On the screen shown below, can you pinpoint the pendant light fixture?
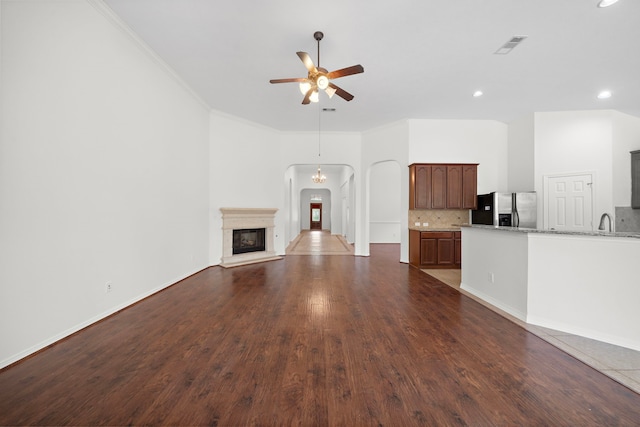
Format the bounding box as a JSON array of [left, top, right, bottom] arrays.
[[311, 166, 326, 183], [311, 104, 326, 183]]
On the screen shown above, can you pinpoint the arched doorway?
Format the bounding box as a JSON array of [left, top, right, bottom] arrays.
[[283, 164, 355, 248]]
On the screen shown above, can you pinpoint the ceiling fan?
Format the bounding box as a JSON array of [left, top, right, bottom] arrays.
[[269, 31, 364, 105]]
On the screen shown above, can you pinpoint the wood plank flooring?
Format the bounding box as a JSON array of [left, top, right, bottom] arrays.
[[424, 268, 640, 394], [1, 244, 640, 425]]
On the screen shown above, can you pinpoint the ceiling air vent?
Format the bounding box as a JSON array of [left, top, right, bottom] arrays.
[[494, 35, 528, 55]]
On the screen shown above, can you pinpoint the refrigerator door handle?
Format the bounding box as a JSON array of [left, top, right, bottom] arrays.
[[512, 193, 519, 227]]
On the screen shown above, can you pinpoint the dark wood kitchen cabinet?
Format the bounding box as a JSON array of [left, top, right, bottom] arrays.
[[461, 165, 478, 209], [409, 229, 460, 269], [447, 165, 463, 209], [411, 164, 432, 209], [409, 163, 478, 210], [431, 165, 448, 209]]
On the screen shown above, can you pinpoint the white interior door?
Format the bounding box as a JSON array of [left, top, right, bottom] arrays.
[[545, 174, 593, 231]]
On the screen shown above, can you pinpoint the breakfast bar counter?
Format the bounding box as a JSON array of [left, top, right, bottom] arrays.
[[461, 225, 640, 352]]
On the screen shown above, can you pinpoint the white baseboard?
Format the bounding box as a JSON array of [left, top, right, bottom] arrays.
[[0, 267, 207, 370]]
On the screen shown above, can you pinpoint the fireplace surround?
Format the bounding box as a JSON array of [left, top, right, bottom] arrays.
[[220, 208, 281, 268]]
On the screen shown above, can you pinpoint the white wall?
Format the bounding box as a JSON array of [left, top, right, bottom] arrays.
[[341, 172, 356, 244], [528, 233, 640, 351], [362, 121, 409, 259], [612, 111, 640, 206], [507, 114, 536, 192], [208, 111, 281, 264], [408, 119, 508, 195], [461, 228, 529, 321], [0, 1, 210, 368], [279, 131, 364, 253], [534, 110, 614, 229], [209, 118, 363, 259], [369, 161, 401, 243]]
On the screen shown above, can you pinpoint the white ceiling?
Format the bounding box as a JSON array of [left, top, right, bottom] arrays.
[[102, 0, 640, 133]]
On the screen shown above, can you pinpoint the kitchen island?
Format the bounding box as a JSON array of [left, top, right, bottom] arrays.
[[461, 225, 640, 352]]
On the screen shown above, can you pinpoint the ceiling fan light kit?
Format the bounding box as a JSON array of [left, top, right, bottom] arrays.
[[270, 31, 364, 104], [317, 75, 329, 90]]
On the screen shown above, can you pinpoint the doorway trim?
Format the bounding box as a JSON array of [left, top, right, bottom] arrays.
[[310, 202, 322, 230]]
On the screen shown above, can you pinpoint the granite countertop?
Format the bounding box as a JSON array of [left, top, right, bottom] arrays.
[[409, 225, 466, 232], [463, 224, 640, 239]]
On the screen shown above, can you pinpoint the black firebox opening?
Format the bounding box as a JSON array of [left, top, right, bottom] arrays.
[[232, 228, 266, 255]]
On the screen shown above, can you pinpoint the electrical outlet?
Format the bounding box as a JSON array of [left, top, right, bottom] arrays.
[[414, 222, 420, 226], [488, 273, 495, 283], [422, 222, 429, 227], [105, 281, 112, 293]]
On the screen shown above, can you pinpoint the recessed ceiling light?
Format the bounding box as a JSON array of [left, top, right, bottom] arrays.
[[473, 90, 483, 98], [597, 90, 612, 99], [598, 0, 619, 7]]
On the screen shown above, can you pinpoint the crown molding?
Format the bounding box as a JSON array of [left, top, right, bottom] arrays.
[[86, 0, 211, 110]]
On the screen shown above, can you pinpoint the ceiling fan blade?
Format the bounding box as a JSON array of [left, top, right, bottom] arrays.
[[269, 77, 307, 84], [302, 87, 316, 105], [327, 64, 364, 80], [328, 83, 354, 101], [297, 51, 317, 73]]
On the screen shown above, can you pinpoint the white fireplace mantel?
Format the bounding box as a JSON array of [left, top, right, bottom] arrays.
[[219, 207, 282, 268]]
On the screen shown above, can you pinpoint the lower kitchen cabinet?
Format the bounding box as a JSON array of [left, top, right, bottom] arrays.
[[409, 229, 461, 269]]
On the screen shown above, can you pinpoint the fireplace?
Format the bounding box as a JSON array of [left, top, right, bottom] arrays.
[[219, 208, 282, 268], [233, 228, 266, 254]]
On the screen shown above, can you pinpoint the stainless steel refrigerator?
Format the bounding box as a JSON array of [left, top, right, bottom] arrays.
[[471, 192, 537, 228]]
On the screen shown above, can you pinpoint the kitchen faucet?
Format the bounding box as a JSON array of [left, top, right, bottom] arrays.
[[598, 213, 612, 232]]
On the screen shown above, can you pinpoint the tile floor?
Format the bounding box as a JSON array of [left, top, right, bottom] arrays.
[[423, 269, 640, 395]]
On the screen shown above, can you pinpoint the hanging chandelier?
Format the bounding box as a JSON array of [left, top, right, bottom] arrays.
[[312, 166, 326, 183]]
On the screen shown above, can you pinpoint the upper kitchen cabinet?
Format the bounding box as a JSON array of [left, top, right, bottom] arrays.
[[461, 164, 478, 209], [431, 165, 448, 209], [409, 163, 478, 210], [411, 164, 432, 209]]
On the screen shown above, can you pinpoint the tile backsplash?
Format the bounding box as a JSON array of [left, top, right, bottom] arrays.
[[409, 209, 470, 228], [615, 206, 640, 232]]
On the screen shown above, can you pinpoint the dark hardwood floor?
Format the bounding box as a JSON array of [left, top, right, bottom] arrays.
[[1, 244, 640, 426]]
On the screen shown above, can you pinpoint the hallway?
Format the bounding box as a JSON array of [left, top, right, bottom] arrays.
[[285, 230, 354, 255]]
